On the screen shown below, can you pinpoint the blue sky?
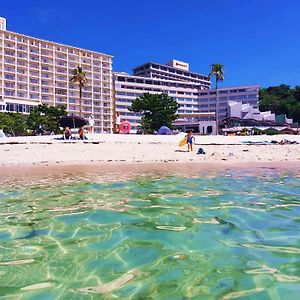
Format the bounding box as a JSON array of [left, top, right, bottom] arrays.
[[2, 0, 300, 88]]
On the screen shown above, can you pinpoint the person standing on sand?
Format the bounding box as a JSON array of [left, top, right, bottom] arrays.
[[115, 112, 121, 133], [186, 130, 195, 152], [88, 114, 94, 134]]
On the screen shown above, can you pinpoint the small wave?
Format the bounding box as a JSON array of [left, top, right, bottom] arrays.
[[21, 282, 54, 291], [156, 226, 186, 231], [77, 269, 137, 294], [241, 243, 300, 254], [222, 287, 265, 299], [0, 258, 34, 265]]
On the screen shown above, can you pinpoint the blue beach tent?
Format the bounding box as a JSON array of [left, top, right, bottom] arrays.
[[157, 126, 173, 135]]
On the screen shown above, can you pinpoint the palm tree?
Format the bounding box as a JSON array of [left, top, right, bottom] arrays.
[[208, 64, 224, 134], [70, 66, 87, 117]]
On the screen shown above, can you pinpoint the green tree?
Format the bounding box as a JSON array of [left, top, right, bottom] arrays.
[[208, 63, 224, 134], [70, 66, 87, 117], [27, 104, 68, 134], [130, 93, 179, 134], [259, 84, 300, 123], [0, 112, 27, 136]]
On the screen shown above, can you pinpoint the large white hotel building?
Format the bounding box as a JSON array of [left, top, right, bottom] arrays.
[[114, 60, 259, 133], [0, 17, 114, 133]]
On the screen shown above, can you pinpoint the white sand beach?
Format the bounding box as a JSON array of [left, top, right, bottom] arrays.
[[0, 134, 299, 176]]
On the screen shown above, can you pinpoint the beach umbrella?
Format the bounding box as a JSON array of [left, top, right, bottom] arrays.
[[157, 126, 173, 135], [59, 115, 87, 129]]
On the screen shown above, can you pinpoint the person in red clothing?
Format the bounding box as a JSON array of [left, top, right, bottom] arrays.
[[78, 127, 85, 140]]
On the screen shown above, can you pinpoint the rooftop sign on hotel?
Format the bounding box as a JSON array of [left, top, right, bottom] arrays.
[[168, 59, 189, 71]]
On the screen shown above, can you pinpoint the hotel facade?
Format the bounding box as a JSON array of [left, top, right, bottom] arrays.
[[0, 17, 114, 133], [114, 60, 259, 133]]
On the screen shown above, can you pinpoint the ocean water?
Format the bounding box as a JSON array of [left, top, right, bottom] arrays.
[[0, 170, 300, 299]]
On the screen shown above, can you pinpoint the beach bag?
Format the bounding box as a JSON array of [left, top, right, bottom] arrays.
[[197, 148, 205, 155]]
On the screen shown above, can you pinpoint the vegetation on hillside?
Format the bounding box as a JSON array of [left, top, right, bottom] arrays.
[[259, 85, 300, 123]]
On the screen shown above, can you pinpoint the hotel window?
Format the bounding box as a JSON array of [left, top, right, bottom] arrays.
[[5, 90, 15, 96], [30, 78, 39, 84], [30, 48, 39, 54], [17, 53, 26, 59], [5, 50, 14, 56], [5, 58, 15, 64], [30, 94, 39, 99], [17, 69, 26, 74], [30, 56, 39, 61], [56, 61, 66, 66], [5, 74, 15, 80], [5, 82, 15, 88], [16, 84, 23, 89], [17, 92, 26, 98], [247, 94, 258, 98], [5, 66, 15, 72], [29, 63, 39, 68], [69, 98, 77, 103]]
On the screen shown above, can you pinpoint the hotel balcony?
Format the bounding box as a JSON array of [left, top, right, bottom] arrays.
[[29, 48, 39, 54], [41, 51, 54, 57], [4, 42, 15, 49], [4, 58, 16, 65], [4, 66, 15, 73], [4, 75, 15, 81], [17, 86, 28, 91], [17, 39, 27, 45], [41, 59, 54, 65], [4, 51, 15, 57], [17, 75, 27, 83], [29, 79, 40, 85], [16, 61, 28, 67]]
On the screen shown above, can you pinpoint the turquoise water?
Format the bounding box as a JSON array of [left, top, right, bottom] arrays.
[[0, 170, 300, 299]]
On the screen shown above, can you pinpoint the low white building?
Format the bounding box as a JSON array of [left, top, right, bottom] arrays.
[[227, 100, 275, 121]]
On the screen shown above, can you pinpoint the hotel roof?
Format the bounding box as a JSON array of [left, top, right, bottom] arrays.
[[0, 28, 113, 58], [132, 61, 210, 80]]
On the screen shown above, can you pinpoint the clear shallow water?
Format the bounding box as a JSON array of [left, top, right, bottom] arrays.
[[0, 171, 300, 299]]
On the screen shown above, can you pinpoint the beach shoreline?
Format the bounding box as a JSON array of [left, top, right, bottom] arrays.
[[0, 134, 299, 181], [0, 134, 300, 176]]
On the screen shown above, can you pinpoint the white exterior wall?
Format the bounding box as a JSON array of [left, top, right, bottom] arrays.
[[0, 27, 113, 133], [227, 101, 276, 122], [227, 101, 242, 118]]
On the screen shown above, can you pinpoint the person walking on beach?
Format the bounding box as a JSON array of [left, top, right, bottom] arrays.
[[88, 114, 94, 134], [186, 130, 195, 152], [115, 112, 121, 133]]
